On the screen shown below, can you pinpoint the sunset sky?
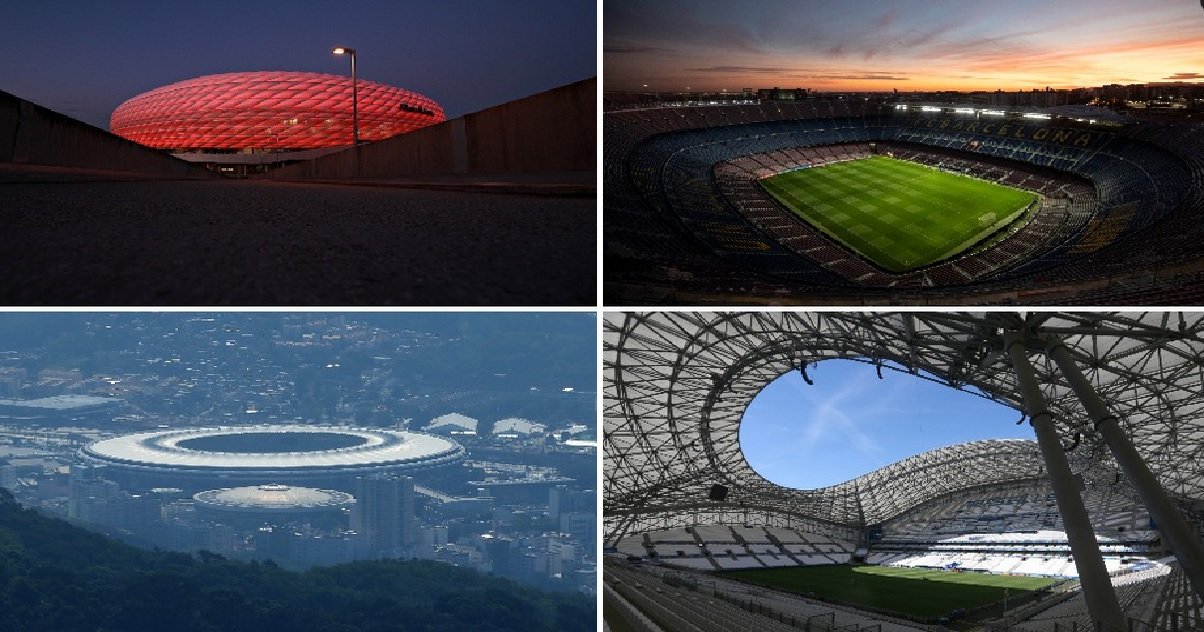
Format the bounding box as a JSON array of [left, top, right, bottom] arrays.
[[605, 0, 1204, 93]]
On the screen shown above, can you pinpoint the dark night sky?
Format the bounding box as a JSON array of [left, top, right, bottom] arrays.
[[0, 0, 596, 129]]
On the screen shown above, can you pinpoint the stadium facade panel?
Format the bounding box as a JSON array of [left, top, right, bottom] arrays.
[[81, 425, 465, 492], [110, 71, 445, 150]]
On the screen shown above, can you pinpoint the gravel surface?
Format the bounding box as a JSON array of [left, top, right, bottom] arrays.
[[0, 179, 595, 305]]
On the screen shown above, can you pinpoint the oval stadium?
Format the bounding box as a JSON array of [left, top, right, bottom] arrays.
[[603, 100, 1204, 305], [603, 312, 1204, 631], [193, 484, 356, 522], [81, 425, 465, 492], [110, 71, 445, 150]]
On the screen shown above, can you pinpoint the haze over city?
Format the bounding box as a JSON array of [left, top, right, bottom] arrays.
[[0, 313, 596, 631], [605, 0, 1204, 93]]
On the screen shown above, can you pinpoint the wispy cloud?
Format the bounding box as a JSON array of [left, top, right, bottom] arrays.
[[604, 44, 671, 55], [807, 73, 910, 81], [605, 0, 1204, 91], [796, 372, 886, 457], [688, 65, 796, 74]]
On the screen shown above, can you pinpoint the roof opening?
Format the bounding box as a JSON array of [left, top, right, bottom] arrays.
[[739, 358, 1032, 490]]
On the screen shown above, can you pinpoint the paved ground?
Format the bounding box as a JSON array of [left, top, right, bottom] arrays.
[[0, 179, 595, 305]]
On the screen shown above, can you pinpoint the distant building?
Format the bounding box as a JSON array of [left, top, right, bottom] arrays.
[[425, 413, 479, 436], [482, 534, 518, 578], [756, 87, 809, 101], [493, 418, 546, 437], [470, 476, 575, 505], [67, 463, 121, 523], [0, 461, 14, 490], [0, 395, 123, 425], [352, 474, 416, 558], [550, 486, 597, 545]]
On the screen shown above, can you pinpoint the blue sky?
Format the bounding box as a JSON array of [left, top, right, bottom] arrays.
[[739, 358, 1035, 489]]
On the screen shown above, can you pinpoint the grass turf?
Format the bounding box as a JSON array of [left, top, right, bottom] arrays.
[[759, 155, 1037, 273], [721, 564, 1056, 618]]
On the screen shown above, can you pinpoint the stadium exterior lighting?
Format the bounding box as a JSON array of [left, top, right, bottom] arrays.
[[110, 72, 444, 150], [332, 46, 358, 145], [894, 104, 908, 110], [981, 109, 1006, 116], [1022, 112, 1052, 119], [954, 108, 976, 114], [920, 105, 941, 112]]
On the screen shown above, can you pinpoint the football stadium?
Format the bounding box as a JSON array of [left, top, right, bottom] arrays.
[[603, 100, 1204, 305], [603, 313, 1204, 631], [80, 425, 466, 492], [110, 71, 445, 150]]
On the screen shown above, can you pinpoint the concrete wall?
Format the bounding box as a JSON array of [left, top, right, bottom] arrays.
[[270, 77, 595, 180], [0, 89, 210, 178]]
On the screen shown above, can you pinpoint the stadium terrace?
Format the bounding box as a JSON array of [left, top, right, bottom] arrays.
[[603, 98, 1204, 305], [603, 312, 1204, 631]]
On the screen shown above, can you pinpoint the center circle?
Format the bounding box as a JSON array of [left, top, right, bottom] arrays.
[[175, 432, 368, 454]]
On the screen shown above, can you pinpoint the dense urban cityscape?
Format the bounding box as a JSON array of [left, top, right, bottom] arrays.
[[0, 313, 596, 596]]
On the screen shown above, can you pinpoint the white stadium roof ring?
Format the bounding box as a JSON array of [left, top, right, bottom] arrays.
[[83, 425, 466, 474]]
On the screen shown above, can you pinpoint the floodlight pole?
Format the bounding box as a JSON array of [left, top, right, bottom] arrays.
[[1046, 337, 1204, 604], [1005, 331, 1126, 632], [332, 46, 358, 145]]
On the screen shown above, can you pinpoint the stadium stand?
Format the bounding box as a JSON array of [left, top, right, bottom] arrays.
[[617, 525, 856, 571], [604, 313, 1204, 631], [604, 101, 1204, 304], [606, 558, 930, 632]]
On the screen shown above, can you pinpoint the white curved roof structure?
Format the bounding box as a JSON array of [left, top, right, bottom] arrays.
[[604, 312, 1204, 544], [193, 484, 355, 514], [84, 425, 465, 477], [426, 413, 478, 432]]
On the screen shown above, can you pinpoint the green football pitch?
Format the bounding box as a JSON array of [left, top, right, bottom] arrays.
[[759, 156, 1037, 273], [721, 564, 1057, 619]]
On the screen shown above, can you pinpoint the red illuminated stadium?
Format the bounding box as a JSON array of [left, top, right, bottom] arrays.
[[110, 71, 444, 150]]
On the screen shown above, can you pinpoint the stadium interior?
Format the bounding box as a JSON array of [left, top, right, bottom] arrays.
[[603, 100, 1204, 305], [603, 313, 1204, 632]]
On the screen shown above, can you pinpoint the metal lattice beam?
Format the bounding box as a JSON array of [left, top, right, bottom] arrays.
[[604, 312, 1204, 545]]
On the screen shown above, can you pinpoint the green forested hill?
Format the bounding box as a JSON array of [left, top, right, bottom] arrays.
[[0, 489, 593, 632]]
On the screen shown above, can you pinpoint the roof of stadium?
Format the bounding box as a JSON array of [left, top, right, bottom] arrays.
[[0, 395, 122, 410], [109, 71, 445, 151], [193, 484, 355, 513], [603, 312, 1204, 543], [84, 425, 463, 471]]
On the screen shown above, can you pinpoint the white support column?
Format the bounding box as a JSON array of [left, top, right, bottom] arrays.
[[1007, 332, 1126, 632], [1046, 336, 1204, 604]]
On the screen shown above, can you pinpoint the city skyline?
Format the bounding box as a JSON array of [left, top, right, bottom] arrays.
[[605, 0, 1204, 93]]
